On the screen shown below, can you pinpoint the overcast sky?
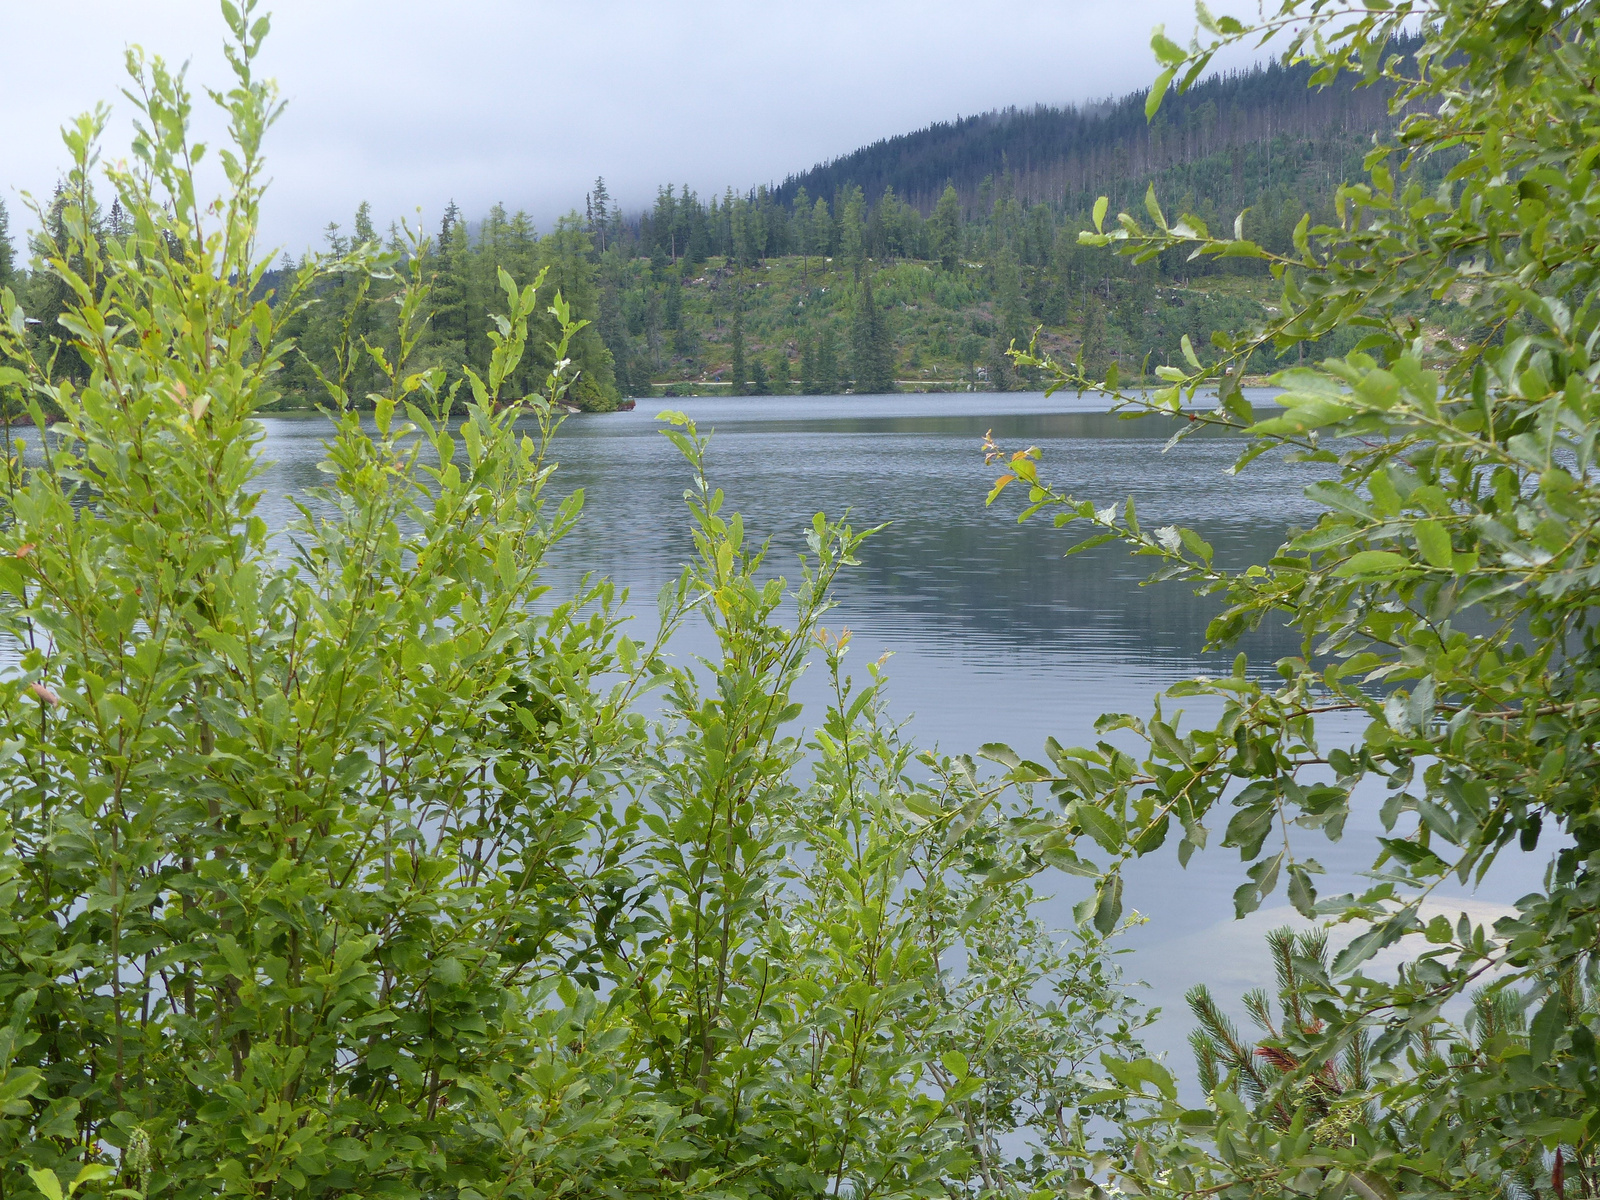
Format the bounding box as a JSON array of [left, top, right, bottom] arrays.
[[3, 0, 1262, 254]]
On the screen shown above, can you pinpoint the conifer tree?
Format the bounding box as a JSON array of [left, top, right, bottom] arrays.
[[799, 336, 817, 394], [956, 330, 983, 380], [729, 305, 746, 395], [985, 335, 1012, 391], [428, 201, 468, 375], [683, 193, 710, 265], [850, 273, 894, 393], [840, 186, 866, 277], [651, 185, 679, 260], [589, 176, 611, 252], [812, 196, 832, 257], [732, 195, 764, 268], [794, 186, 813, 287], [1078, 294, 1107, 379], [598, 278, 637, 397], [0, 201, 13, 293], [322, 221, 349, 256], [995, 248, 1030, 355], [769, 350, 792, 394], [352, 200, 376, 246], [663, 273, 682, 331], [0, 199, 13, 420], [671, 264, 701, 361], [26, 187, 84, 380], [816, 326, 839, 394], [105, 198, 131, 241], [537, 214, 619, 410], [341, 201, 381, 398], [930, 183, 961, 271]]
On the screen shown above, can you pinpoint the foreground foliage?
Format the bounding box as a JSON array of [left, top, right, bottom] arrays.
[[991, 0, 1600, 1196], [0, 6, 1146, 1197]]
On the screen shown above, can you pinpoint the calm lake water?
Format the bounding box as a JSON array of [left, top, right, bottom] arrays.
[[250, 391, 1536, 1066]]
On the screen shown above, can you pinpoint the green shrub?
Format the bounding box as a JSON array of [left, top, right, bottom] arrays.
[[0, 6, 1142, 1196], [999, 1, 1600, 1196]]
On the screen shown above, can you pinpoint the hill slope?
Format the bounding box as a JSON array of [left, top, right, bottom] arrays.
[[106, 46, 1433, 409], [771, 51, 1406, 218]]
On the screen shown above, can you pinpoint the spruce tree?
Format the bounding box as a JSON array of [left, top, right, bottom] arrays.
[[729, 307, 746, 395], [816, 327, 839, 394], [342, 201, 381, 399], [793, 186, 813, 287], [631, 354, 653, 398], [537, 213, 620, 410], [985, 336, 1012, 392], [812, 196, 832, 257], [0, 200, 13, 420], [930, 183, 961, 271], [799, 337, 817, 394], [1078, 295, 1108, 379], [956, 331, 982, 379], [105, 198, 131, 241], [27, 187, 84, 380], [850, 273, 894, 394], [353, 200, 376, 246], [597, 279, 635, 396], [428, 201, 468, 376], [840, 186, 866, 278], [995, 248, 1030, 356], [0, 201, 13, 293], [590, 176, 611, 252], [769, 350, 792, 394]]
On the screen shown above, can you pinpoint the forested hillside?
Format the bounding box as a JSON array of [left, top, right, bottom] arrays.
[[2, 39, 1459, 408], [771, 47, 1408, 219]]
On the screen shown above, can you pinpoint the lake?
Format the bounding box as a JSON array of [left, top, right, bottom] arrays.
[[252, 390, 1534, 1069]]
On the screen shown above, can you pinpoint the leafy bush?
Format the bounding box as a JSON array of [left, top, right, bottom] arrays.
[[0, 5, 1143, 1196], [998, 1, 1600, 1196]]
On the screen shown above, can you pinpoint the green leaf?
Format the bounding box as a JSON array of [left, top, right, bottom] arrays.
[[1150, 25, 1186, 66], [1305, 481, 1373, 518], [1530, 992, 1565, 1064], [1042, 846, 1100, 877], [1073, 803, 1124, 853], [1092, 873, 1124, 934], [1093, 196, 1109, 233], [1147, 67, 1176, 119], [1414, 519, 1453, 569], [1102, 1051, 1177, 1099], [70, 1167, 113, 1194], [1144, 183, 1167, 230], [1332, 908, 1418, 974], [1287, 863, 1317, 917], [978, 742, 1021, 768], [1333, 551, 1413, 577], [1292, 212, 1311, 259]]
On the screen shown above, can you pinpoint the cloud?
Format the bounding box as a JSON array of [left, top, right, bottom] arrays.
[[4, 1, 1270, 251]]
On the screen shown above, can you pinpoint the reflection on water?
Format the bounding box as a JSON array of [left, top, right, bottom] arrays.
[[526, 391, 1311, 717], [245, 392, 1543, 1063]]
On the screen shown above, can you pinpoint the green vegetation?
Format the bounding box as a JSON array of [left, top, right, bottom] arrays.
[[2, 0, 1599, 1198], [987, 0, 1600, 1195], [0, 37, 1434, 406], [0, 7, 1144, 1196]]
